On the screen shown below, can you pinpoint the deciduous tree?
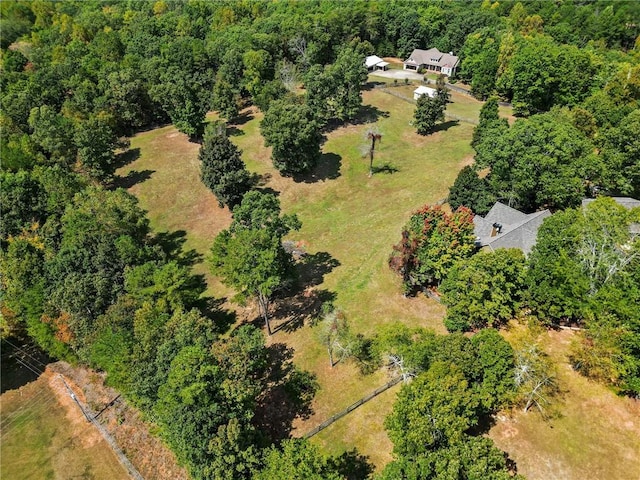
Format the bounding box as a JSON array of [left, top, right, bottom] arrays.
[[260, 98, 322, 175], [389, 205, 475, 293], [199, 122, 251, 208], [441, 249, 526, 332]]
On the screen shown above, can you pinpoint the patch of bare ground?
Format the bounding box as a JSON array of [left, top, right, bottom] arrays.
[[490, 329, 640, 480], [50, 362, 188, 480]]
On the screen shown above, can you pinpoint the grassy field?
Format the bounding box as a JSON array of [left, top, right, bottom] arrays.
[[119, 87, 467, 469], [116, 86, 639, 476], [490, 329, 640, 480], [1, 372, 128, 480]]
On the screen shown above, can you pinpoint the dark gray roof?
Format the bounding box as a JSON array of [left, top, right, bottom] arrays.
[[473, 202, 551, 255], [582, 197, 640, 210]]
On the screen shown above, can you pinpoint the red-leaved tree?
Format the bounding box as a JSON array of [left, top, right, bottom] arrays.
[[389, 205, 475, 294]]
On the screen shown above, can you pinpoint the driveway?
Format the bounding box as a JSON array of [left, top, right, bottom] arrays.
[[368, 69, 424, 81]]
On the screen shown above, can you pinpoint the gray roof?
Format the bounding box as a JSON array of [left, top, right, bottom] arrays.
[[582, 197, 640, 210], [404, 48, 460, 68], [474, 202, 551, 255]]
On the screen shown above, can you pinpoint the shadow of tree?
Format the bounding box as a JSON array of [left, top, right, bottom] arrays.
[[265, 251, 340, 333], [254, 343, 318, 442], [330, 449, 375, 480], [152, 230, 203, 267], [297, 251, 341, 287], [372, 162, 399, 175], [431, 119, 459, 133], [230, 110, 254, 126], [1, 338, 52, 393], [113, 147, 141, 170], [293, 153, 342, 183], [197, 296, 237, 335], [226, 126, 245, 137], [352, 104, 390, 125], [270, 288, 337, 334], [112, 169, 155, 189]]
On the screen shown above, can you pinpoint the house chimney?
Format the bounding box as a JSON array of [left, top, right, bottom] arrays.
[[449, 51, 453, 55], [491, 222, 502, 237]]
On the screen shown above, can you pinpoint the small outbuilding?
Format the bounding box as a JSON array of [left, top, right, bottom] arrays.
[[365, 55, 390, 71], [413, 85, 437, 100]]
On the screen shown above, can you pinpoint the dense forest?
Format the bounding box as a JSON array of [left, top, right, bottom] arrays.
[[1, 1, 639, 479]]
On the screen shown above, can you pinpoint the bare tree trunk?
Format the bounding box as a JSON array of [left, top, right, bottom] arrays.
[[328, 347, 334, 368], [369, 148, 374, 177], [258, 292, 272, 335]]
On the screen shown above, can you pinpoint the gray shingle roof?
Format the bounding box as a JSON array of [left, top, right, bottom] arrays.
[[404, 48, 459, 69], [473, 202, 551, 255], [582, 197, 640, 210]]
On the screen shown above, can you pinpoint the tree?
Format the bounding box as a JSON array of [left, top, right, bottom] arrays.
[[459, 28, 500, 99], [474, 111, 597, 212], [304, 45, 368, 124], [256, 439, 343, 480], [385, 362, 480, 457], [512, 327, 558, 414], [497, 34, 595, 116], [435, 74, 450, 107], [598, 109, 640, 198], [74, 114, 119, 181], [155, 326, 269, 480], [414, 93, 445, 135], [210, 193, 299, 335], [527, 197, 639, 323], [318, 303, 352, 368], [260, 98, 322, 175], [229, 190, 301, 238], [365, 127, 382, 177], [28, 105, 76, 164], [46, 187, 150, 346], [470, 328, 516, 411], [471, 96, 508, 150], [380, 435, 522, 480], [447, 165, 495, 215], [389, 205, 476, 293], [0, 170, 46, 242], [441, 249, 527, 332], [199, 122, 251, 208]]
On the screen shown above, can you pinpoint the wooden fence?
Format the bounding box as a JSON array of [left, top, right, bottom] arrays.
[[302, 376, 403, 439], [378, 87, 479, 125]]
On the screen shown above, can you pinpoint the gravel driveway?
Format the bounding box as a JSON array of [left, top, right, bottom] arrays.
[[368, 69, 424, 81]]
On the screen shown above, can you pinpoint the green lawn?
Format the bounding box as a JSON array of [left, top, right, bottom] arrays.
[[118, 87, 466, 468], [115, 87, 640, 477]]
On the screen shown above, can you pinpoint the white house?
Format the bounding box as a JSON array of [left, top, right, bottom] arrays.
[[403, 48, 460, 76], [413, 85, 437, 100], [365, 55, 390, 71]]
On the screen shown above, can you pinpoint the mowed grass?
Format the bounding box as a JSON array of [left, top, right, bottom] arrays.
[[115, 86, 638, 476], [1, 373, 128, 480], [117, 87, 466, 466], [490, 329, 640, 480]]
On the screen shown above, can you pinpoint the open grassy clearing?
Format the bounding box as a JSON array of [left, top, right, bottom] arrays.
[[116, 86, 637, 477], [117, 86, 465, 464], [490, 328, 640, 480], [1, 371, 128, 480]]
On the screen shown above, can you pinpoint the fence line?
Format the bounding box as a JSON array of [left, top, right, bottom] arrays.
[[302, 376, 403, 439], [379, 87, 478, 125], [58, 374, 144, 480]]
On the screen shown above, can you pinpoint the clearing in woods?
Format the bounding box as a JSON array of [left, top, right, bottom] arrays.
[[117, 85, 640, 478]]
